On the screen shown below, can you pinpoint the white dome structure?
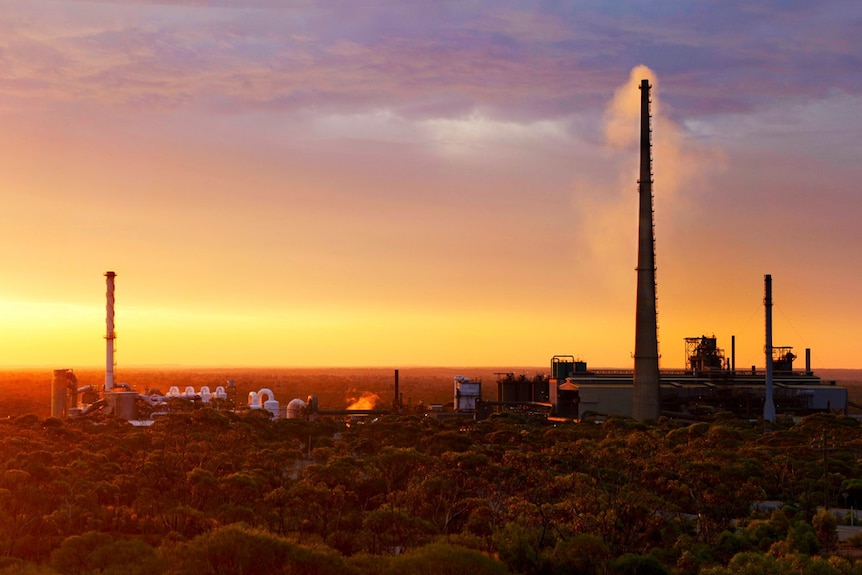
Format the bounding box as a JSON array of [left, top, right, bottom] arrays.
[[286, 398, 306, 419]]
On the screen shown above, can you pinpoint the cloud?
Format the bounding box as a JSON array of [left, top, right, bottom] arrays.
[[0, 1, 599, 120], [419, 113, 570, 158], [1, 0, 860, 126]]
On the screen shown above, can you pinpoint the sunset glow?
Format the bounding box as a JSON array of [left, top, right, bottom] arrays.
[[1, 2, 860, 369]]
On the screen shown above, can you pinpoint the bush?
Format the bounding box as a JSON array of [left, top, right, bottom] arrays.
[[382, 543, 508, 575], [608, 553, 668, 575]]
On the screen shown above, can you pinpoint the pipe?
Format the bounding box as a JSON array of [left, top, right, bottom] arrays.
[[105, 271, 116, 392]]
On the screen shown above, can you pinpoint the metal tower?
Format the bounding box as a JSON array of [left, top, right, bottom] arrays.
[[632, 79, 661, 421]]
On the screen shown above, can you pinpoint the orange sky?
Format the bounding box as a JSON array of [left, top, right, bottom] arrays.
[[1, 3, 861, 370]]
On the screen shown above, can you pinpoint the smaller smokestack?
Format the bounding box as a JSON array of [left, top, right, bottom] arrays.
[[806, 348, 811, 375], [731, 335, 736, 372], [393, 369, 400, 411], [764, 274, 776, 423], [105, 271, 116, 392]]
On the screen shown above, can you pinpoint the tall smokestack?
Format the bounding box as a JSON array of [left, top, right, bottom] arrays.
[[632, 79, 661, 421], [105, 271, 116, 392], [764, 274, 776, 423]]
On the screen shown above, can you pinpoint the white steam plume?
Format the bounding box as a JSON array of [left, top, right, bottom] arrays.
[[571, 65, 723, 297]]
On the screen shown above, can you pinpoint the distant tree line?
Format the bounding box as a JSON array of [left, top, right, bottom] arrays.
[[2, 408, 862, 574]]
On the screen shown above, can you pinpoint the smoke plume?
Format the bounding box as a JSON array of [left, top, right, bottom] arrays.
[[604, 64, 659, 149], [346, 391, 379, 410], [572, 65, 722, 298]]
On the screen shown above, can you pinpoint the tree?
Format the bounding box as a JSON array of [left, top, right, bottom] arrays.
[[381, 543, 508, 575], [608, 553, 668, 575], [547, 534, 610, 575], [812, 509, 839, 551], [362, 507, 435, 555], [0, 562, 61, 575], [162, 523, 352, 575], [492, 521, 547, 575], [50, 533, 162, 575], [700, 551, 781, 575]]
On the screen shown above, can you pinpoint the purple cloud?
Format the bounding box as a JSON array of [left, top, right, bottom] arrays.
[[0, 0, 858, 124]]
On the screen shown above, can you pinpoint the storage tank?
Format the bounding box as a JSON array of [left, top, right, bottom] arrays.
[[498, 373, 532, 402], [264, 399, 280, 419], [51, 369, 76, 419]]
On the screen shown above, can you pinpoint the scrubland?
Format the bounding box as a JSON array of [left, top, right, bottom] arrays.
[[1, 368, 862, 574]]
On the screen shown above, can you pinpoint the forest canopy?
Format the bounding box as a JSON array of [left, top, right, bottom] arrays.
[[2, 389, 862, 573]]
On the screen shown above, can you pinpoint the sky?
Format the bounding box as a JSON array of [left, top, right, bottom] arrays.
[[1, 1, 861, 370]]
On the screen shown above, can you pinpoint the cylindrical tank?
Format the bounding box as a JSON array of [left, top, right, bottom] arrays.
[[264, 399, 280, 419], [502, 378, 529, 402], [51, 370, 69, 418], [516, 376, 531, 402], [500, 378, 518, 402], [531, 377, 549, 402]]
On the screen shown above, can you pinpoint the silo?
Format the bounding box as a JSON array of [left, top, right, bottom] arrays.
[[51, 369, 71, 418], [531, 376, 549, 402]]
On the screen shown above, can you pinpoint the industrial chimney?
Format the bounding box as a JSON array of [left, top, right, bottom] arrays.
[[105, 271, 116, 392], [632, 79, 661, 421], [763, 274, 776, 423]]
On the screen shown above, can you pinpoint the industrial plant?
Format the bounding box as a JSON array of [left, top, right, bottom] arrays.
[[50, 80, 848, 424], [488, 79, 848, 421]]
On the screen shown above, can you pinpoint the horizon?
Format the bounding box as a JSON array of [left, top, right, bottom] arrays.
[[2, 3, 861, 369], [6, 363, 862, 373]]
